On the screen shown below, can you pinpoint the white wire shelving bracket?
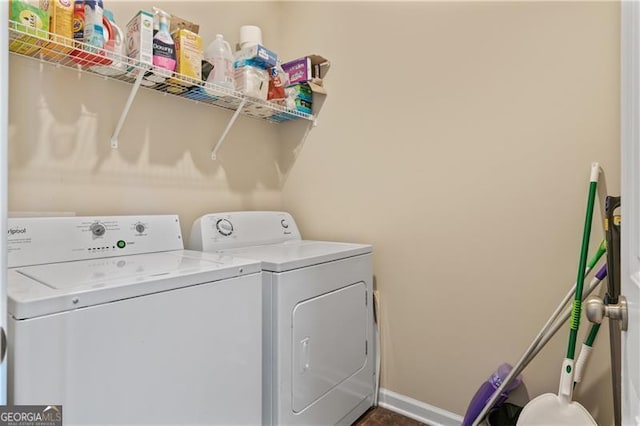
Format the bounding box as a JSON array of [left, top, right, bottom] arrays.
[[8, 20, 315, 159], [111, 70, 145, 149], [211, 98, 246, 160]]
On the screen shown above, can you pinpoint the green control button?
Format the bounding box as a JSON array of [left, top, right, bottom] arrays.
[[117, 240, 126, 249]]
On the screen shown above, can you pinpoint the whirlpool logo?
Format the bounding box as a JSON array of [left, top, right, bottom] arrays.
[[7, 227, 27, 236]]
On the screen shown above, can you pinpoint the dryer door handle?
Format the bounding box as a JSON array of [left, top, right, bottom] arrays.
[[300, 337, 311, 374]]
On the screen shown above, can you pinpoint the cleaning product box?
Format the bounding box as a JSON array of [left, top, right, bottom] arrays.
[[172, 28, 201, 80], [234, 44, 277, 69], [285, 83, 313, 114], [9, 1, 50, 56], [281, 54, 330, 116], [290, 97, 312, 115], [126, 10, 154, 76], [288, 83, 312, 102], [169, 14, 199, 35], [282, 54, 330, 85], [39, 0, 73, 59]]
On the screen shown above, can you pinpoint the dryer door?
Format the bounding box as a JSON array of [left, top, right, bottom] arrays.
[[292, 282, 368, 413]]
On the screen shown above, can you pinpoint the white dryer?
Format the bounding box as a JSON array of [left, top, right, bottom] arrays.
[[7, 215, 263, 425], [189, 211, 375, 426]]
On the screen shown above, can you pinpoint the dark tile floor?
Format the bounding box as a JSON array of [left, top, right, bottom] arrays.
[[353, 407, 426, 426]]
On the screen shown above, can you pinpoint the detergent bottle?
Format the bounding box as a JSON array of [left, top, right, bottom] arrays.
[[72, 0, 84, 44], [146, 8, 176, 83], [90, 10, 126, 76]]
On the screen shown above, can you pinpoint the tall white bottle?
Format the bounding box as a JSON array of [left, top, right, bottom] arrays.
[[204, 34, 234, 90], [83, 0, 104, 51]]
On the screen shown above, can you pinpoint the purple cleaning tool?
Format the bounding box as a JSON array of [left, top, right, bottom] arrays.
[[462, 363, 522, 426]]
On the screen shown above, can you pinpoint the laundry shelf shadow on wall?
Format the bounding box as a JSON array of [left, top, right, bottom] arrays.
[[8, 20, 319, 191]]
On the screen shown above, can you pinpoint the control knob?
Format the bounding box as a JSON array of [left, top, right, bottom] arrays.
[[90, 222, 106, 237], [216, 219, 233, 236], [135, 223, 146, 234]]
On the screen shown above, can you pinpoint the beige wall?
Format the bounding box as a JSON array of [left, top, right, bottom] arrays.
[[279, 1, 620, 422], [8, 0, 621, 423]]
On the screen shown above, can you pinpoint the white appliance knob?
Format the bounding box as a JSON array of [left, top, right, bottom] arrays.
[[91, 223, 106, 237], [216, 219, 233, 236], [135, 223, 146, 234], [281, 219, 289, 229]]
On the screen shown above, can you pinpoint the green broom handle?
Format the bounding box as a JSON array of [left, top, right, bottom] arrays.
[[585, 323, 601, 347], [567, 167, 599, 360], [588, 240, 606, 270]]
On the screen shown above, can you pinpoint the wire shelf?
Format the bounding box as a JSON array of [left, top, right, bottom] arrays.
[[8, 20, 313, 124]]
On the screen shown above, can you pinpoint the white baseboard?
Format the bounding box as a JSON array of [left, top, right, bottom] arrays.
[[378, 388, 464, 426]]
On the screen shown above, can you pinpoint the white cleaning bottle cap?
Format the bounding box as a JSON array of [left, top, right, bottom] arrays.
[[239, 25, 262, 49]]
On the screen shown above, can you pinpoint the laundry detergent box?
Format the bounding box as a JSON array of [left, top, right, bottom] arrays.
[[125, 10, 154, 77], [171, 28, 201, 80], [281, 54, 330, 85], [40, 0, 74, 59], [9, 1, 50, 56]]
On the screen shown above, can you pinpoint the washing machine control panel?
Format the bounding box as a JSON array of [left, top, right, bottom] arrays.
[[7, 215, 184, 268], [190, 211, 302, 251]]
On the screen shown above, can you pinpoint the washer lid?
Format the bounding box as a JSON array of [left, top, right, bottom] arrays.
[[220, 240, 372, 272], [8, 250, 261, 319]]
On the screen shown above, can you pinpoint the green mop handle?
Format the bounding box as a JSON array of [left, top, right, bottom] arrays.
[[574, 323, 601, 386], [589, 240, 607, 270], [573, 240, 607, 387], [567, 163, 600, 360]]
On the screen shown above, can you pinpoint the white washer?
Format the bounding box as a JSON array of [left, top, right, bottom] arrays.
[[7, 215, 263, 425], [190, 211, 375, 426]]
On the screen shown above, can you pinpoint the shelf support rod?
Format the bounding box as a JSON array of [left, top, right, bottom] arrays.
[[211, 98, 246, 160], [110, 70, 146, 149]]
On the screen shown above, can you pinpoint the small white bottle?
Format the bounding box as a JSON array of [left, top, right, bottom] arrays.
[[204, 34, 234, 91]]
